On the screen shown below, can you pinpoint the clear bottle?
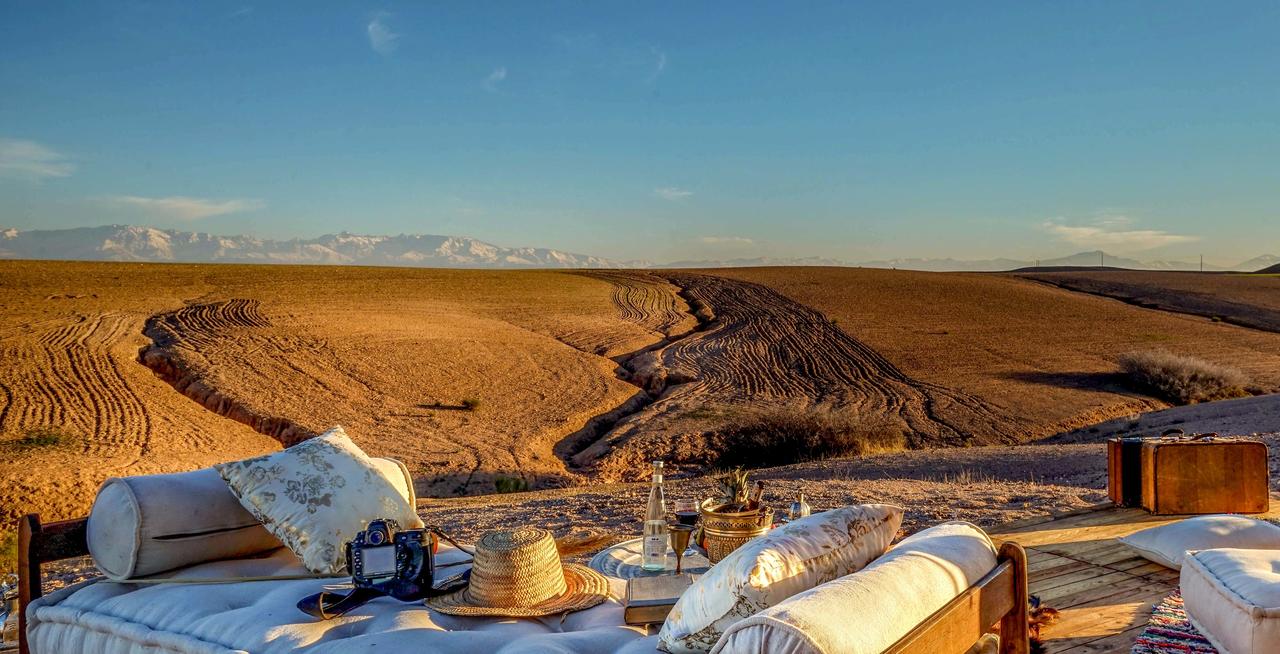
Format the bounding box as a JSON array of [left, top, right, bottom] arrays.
[[788, 492, 811, 521], [642, 460, 669, 571]]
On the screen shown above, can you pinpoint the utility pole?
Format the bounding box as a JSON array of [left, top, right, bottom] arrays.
[[1100, 251, 1104, 267], [1200, 254, 1204, 272]]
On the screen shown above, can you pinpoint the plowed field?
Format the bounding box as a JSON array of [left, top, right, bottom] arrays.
[[0, 261, 659, 526], [1018, 270, 1280, 333], [570, 272, 1031, 479], [709, 267, 1280, 439]]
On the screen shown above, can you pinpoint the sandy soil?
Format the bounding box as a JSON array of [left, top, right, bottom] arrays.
[[570, 272, 1030, 481], [710, 267, 1280, 439], [8, 260, 1280, 552], [1018, 270, 1280, 335], [0, 261, 661, 526]]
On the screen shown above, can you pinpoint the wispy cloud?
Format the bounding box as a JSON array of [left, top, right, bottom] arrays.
[[654, 186, 693, 201], [102, 195, 265, 221], [648, 46, 667, 83], [367, 12, 399, 55], [0, 138, 75, 180], [698, 236, 754, 246], [227, 6, 253, 18], [483, 66, 507, 92], [1042, 214, 1198, 251]]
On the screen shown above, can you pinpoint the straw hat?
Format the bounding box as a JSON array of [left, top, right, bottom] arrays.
[[427, 527, 610, 617]]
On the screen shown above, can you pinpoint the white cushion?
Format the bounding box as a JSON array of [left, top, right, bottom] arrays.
[[658, 504, 903, 654], [215, 426, 423, 574], [87, 457, 416, 581], [1118, 515, 1280, 569], [712, 521, 999, 654], [1182, 548, 1280, 654], [27, 545, 658, 654]]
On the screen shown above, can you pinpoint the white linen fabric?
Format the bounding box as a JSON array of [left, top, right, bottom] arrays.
[[1118, 515, 1280, 569], [1181, 548, 1280, 654], [26, 545, 660, 654], [86, 457, 414, 581], [215, 427, 423, 574], [711, 521, 999, 654], [658, 504, 903, 654]]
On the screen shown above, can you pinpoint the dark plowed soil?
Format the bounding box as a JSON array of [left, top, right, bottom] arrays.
[[572, 272, 1030, 480], [1019, 271, 1280, 333]]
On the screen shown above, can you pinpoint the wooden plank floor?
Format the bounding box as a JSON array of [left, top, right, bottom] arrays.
[[989, 498, 1280, 654]]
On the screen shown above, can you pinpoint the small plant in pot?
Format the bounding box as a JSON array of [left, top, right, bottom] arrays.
[[698, 467, 773, 563]]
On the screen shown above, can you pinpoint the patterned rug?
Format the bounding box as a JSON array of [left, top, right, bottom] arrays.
[[1131, 590, 1217, 653]]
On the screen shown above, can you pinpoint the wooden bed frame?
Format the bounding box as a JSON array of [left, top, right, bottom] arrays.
[[16, 513, 1029, 654]]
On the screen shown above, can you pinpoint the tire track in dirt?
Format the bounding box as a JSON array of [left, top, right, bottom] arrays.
[[139, 299, 317, 445], [1, 313, 153, 455], [579, 271, 698, 339], [570, 272, 1030, 480]]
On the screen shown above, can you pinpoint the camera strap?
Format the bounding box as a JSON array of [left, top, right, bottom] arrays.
[[297, 569, 471, 619]]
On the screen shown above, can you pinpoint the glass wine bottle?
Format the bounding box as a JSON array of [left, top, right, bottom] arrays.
[[642, 460, 668, 571]]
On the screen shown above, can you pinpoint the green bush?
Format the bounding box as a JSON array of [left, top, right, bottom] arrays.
[[10, 426, 76, 449], [1119, 350, 1248, 404], [713, 407, 905, 469], [461, 397, 483, 411], [494, 475, 529, 494]]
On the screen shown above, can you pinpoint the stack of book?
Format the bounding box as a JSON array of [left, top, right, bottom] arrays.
[[623, 573, 697, 625]]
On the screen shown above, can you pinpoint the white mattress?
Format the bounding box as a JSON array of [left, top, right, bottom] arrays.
[[27, 544, 662, 654]]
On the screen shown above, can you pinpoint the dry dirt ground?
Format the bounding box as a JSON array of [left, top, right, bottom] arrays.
[[710, 267, 1280, 439], [7, 261, 1280, 554], [568, 271, 1030, 481], [1017, 270, 1280, 334], [0, 260, 663, 527]]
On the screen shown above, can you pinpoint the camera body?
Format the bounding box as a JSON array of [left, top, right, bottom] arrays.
[[347, 518, 438, 601]]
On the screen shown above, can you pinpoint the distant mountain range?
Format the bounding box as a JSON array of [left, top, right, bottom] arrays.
[[0, 225, 640, 269], [669, 251, 1280, 272], [1, 225, 1275, 272]]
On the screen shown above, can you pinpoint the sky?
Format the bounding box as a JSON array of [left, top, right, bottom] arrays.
[[2, 2, 1278, 264]]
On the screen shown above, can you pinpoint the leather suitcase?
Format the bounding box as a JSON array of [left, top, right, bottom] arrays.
[[1106, 438, 1146, 507], [1139, 438, 1269, 515]]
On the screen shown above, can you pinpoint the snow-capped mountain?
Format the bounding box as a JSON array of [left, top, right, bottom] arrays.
[[0, 225, 643, 269], [1, 225, 1273, 272]]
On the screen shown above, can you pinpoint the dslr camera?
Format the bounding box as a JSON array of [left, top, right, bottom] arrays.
[[347, 518, 439, 600]]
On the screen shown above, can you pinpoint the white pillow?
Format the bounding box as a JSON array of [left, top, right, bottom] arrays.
[[1118, 515, 1280, 569], [712, 521, 999, 654], [215, 426, 423, 574], [658, 504, 903, 654]]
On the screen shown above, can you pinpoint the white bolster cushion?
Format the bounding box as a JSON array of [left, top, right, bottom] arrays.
[[711, 521, 999, 654], [87, 456, 415, 580]]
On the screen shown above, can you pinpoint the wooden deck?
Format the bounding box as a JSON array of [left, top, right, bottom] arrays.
[[989, 498, 1280, 653]]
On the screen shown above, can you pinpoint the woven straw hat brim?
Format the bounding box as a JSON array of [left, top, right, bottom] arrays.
[[426, 563, 610, 617]]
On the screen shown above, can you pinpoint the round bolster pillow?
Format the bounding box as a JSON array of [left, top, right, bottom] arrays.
[[88, 457, 416, 580]]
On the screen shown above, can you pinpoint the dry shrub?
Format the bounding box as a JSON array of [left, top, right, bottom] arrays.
[[1, 530, 15, 577], [714, 407, 905, 469], [1119, 350, 1248, 404]]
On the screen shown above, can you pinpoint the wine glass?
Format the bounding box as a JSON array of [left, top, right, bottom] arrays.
[[674, 499, 699, 527], [668, 524, 694, 574]]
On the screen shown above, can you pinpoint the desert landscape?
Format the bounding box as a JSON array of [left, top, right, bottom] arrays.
[[5, 260, 1280, 573]]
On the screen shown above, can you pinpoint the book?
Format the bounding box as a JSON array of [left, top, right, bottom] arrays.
[[624, 573, 697, 625]]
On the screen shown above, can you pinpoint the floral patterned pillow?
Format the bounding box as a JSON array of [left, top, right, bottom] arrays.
[[658, 504, 904, 653], [215, 426, 422, 574]]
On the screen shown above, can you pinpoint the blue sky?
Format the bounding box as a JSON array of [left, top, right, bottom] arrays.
[[2, 2, 1278, 263]]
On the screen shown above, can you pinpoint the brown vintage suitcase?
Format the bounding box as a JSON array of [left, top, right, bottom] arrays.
[[1107, 438, 1147, 507], [1140, 437, 1270, 515]]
